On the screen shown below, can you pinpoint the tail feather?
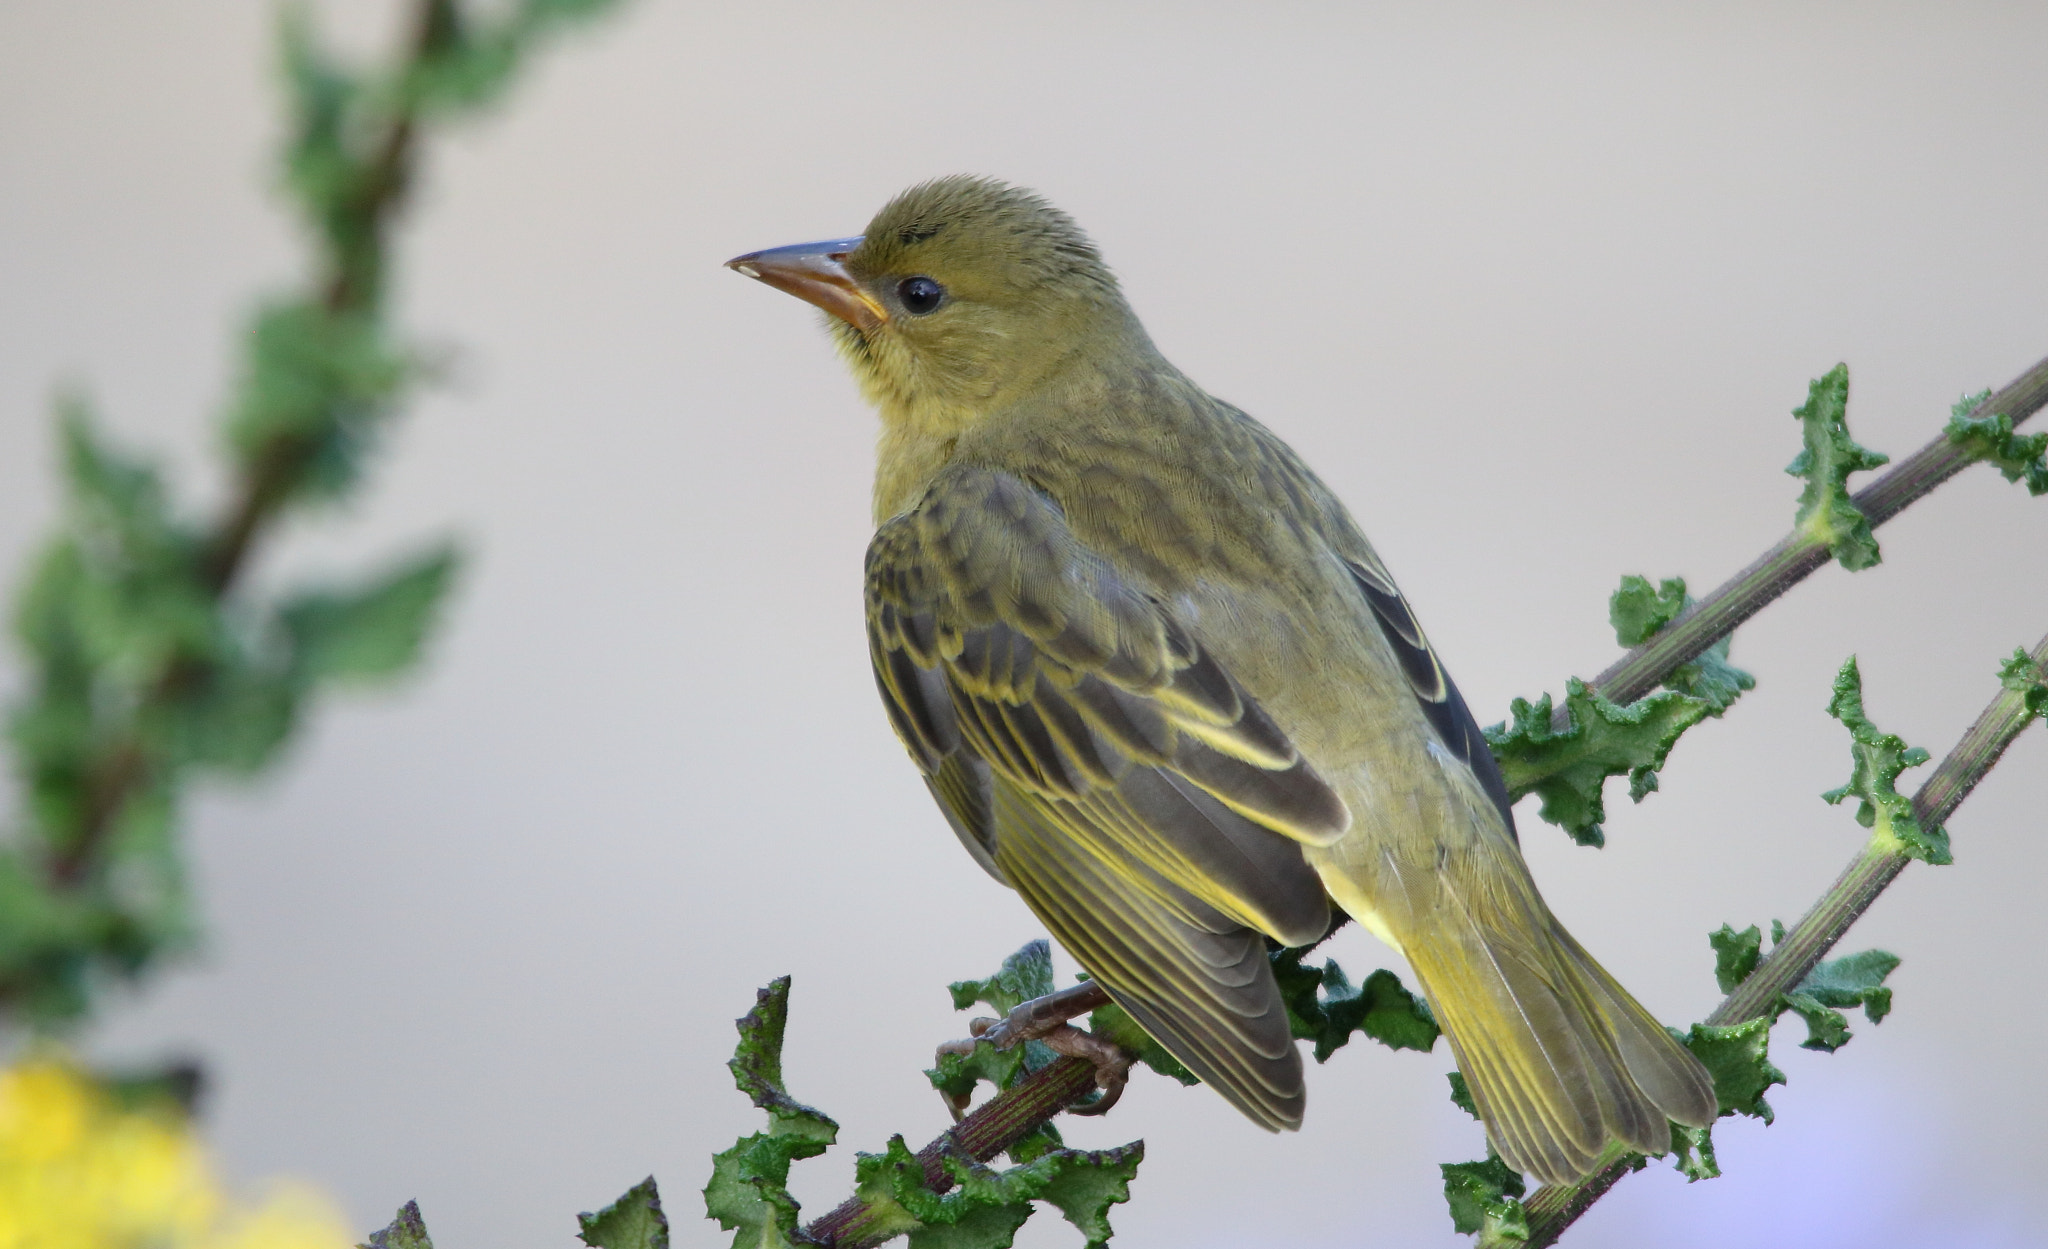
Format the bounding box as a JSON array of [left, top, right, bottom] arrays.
[[1552, 925, 1718, 1130], [1401, 888, 1716, 1185]]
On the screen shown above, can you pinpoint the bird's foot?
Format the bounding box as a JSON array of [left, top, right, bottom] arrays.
[[934, 981, 1128, 1120]]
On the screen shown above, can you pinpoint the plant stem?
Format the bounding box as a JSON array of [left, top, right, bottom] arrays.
[[1519, 631, 2048, 1246], [800, 1055, 1101, 1248], [1580, 355, 2048, 713]]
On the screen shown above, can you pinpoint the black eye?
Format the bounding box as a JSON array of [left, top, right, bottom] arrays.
[[897, 276, 945, 315]]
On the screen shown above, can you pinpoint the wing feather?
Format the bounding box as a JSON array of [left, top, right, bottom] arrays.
[[867, 467, 1338, 1121], [1343, 554, 1518, 839]]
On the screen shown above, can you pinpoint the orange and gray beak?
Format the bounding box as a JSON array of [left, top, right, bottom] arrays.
[[725, 236, 887, 333]]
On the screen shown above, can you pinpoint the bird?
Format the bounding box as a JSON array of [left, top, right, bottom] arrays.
[[726, 175, 1716, 1184]]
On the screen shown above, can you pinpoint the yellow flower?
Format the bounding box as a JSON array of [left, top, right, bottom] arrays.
[[0, 1056, 352, 1249]]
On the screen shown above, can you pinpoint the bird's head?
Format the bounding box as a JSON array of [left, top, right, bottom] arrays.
[[727, 176, 1146, 428]]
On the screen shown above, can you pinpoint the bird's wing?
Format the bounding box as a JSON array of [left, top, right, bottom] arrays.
[[866, 467, 1340, 1127], [1341, 546, 1518, 839]]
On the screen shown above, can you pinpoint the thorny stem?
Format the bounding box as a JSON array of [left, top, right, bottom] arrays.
[[1574, 353, 2048, 716], [1517, 632, 2048, 1247], [49, 0, 441, 891]]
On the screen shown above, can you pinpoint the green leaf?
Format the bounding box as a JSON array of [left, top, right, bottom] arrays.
[[1946, 391, 2048, 495], [704, 978, 840, 1249], [1447, 1071, 1479, 1119], [1820, 657, 1949, 864], [1999, 647, 2048, 719], [927, 942, 1065, 1108], [1272, 941, 1439, 1061], [1439, 1074, 1530, 1240], [1709, 924, 1764, 994], [726, 978, 838, 1145], [1682, 1018, 1785, 1122], [1086, 999, 1197, 1086], [949, 939, 1056, 1014], [1485, 679, 1713, 847], [579, 1177, 669, 1249], [407, 0, 632, 117], [225, 301, 410, 499], [359, 1201, 433, 1249], [851, 1134, 1143, 1249], [1785, 365, 1889, 570], [1440, 1156, 1528, 1240], [1033, 1145, 1146, 1247], [1609, 574, 1688, 648], [1609, 576, 1756, 714], [1779, 949, 1900, 1052], [1667, 1122, 1720, 1182], [281, 546, 459, 683]]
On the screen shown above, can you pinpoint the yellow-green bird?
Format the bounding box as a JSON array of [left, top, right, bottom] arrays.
[[728, 176, 1715, 1183]]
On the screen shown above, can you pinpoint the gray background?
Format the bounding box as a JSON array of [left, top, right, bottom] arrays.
[[4, 2, 2046, 1246]]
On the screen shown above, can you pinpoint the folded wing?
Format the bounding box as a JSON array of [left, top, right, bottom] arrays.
[[866, 467, 1344, 1127]]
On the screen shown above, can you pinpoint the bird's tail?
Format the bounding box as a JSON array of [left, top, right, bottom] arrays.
[[1396, 889, 1719, 1185]]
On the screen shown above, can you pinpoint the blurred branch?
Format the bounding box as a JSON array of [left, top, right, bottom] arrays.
[[3, 0, 623, 1026], [44, 0, 439, 902]]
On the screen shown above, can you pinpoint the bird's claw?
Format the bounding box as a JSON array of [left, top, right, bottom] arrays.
[[932, 981, 1125, 1121]]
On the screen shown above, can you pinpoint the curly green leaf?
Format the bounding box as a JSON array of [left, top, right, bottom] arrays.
[[1271, 941, 1438, 1060], [852, 1134, 1143, 1249], [1781, 949, 1899, 1052], [928, 942, 1064, 1113], [1821, 657, 1948, 864], [705, 978, 839, 1249], [1946, 390, 2048, 495], [1786, 365, 1889, 570], [1609, 575, 1755, 712], [1683, 1017, 1785, 1123], [1486, 679, 1713, 847]]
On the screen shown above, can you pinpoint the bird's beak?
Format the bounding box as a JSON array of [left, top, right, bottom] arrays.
[[725, 236, 887, 332]]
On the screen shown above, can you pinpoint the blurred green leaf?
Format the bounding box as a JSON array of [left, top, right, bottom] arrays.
[[226, 301, 409, 499], [1786, 365, 1889, 570], [579, 1177, 668, 1249], [1821, 657, 1948, 864], [359, 1201, 434, 1249], [1946, 391, 2048, 495], [1486, 679, 1713, 847], [281, 545, 459, 683]]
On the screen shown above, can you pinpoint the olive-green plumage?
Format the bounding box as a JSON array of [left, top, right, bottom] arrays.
[[741, 175, 1716, 1183]]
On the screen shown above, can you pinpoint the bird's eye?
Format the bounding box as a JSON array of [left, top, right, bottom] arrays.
[[897, 276, 945, 315]]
